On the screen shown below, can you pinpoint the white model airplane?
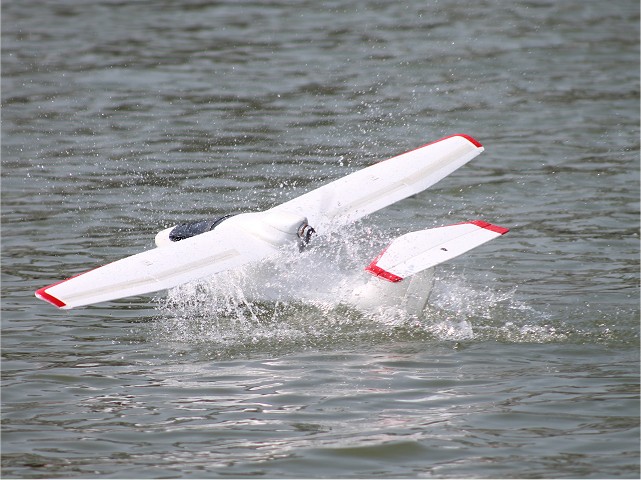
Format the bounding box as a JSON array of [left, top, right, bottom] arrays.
[[35, 134, 508, 311]]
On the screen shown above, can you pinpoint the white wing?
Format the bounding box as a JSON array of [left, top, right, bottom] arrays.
[[270, 134, 484, 232], [366, 221, 509, 282], [35, 212, 300, 309]]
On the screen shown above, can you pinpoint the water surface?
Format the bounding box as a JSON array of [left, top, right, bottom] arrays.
[[2, 1, 639, 478]]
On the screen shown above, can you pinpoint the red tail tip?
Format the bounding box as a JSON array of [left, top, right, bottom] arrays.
[[365, 263, 404, 283]]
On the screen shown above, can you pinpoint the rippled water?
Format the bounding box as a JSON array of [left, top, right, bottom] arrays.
[[2, 1, 639, 478]]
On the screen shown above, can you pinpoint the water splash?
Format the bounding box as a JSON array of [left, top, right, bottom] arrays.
[[151, 225, 558, 355], [425, 269, 543, 343]]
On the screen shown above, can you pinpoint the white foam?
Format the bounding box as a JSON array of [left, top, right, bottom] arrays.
[[152, 226, 543, 348]]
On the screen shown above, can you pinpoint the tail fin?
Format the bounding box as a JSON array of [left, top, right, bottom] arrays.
[[366, 221, 509, 282]]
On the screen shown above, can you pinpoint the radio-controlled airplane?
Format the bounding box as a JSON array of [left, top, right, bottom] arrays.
[[35, 134, 508, 310]]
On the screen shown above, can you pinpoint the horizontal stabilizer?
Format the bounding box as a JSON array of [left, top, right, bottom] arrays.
[[365, 221, 509, 282]]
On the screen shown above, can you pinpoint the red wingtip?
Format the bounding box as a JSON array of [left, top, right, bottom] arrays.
[[35, 286, 67, 308], [470, 220, 510, 235], [383, 133, 483, 163], [453, 133, 483, 148], [422, 134, 483, 149], [415, 134, 483, 151]]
